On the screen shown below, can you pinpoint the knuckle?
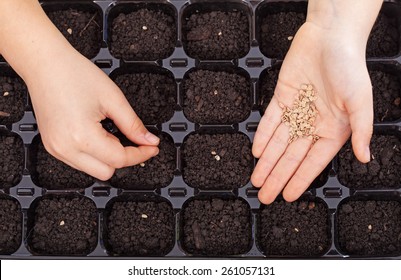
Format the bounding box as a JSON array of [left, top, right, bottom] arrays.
[[97, 168, 115, 181], [284, 151, 303, 164]]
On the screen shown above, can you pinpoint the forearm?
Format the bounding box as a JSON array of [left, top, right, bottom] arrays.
[[307, 0, 383, 43], [0, 0, 75, 83]]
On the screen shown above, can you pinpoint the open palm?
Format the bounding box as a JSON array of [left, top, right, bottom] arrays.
[[252, 22, 373, 204]]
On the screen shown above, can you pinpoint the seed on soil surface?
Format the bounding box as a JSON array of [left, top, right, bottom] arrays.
[[142, 25, 148, 31], [213, 89, 218, 95], [217, 31, 222, 36], [141, 214, 148, 219], [294, 227, 299, 233], [308, 202, 315, 210], [368, 224, 373, 230], [139, 162, 145, 167], [67, 28, 73, 35], [287, 36, 293, 41], [211, 151, 217, 155], [214, 155, 221, 161], [0, 111, 11, 117], [3, 91, 9, 96], [59, 220, 65, 226]]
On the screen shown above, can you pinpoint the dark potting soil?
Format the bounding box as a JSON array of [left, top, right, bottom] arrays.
[[182, 133, 253, 190], [0, 133, 24, 188], [369, 69, 401, 122], [258, 67, 280, 114], [337, 135, 401, 189], [113, 72, 176, 124], [110, 134, 176, 190], [110, 9, 176, 61], [0, 197, 22, 255], [105, 199, 175, 256], [367, 13, 399, 58], [28, 195, 98, 255], [182, 69, 251, 124], [46, 8, 102, 59], [0, 75, 27, 125], [259, 11, 306, 59], [257, 199, 330, 256], [182, 10, 250, 60], [181, 198, 252, 255], [31, 137, 94, 189], [337, 200, 401, 256]]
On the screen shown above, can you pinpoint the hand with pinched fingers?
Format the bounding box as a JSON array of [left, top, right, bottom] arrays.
[[251, 22, 374, 204]]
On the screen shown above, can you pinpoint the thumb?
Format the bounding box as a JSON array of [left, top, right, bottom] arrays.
[[103, 89, 160, 146], [346, 89, 373, 163]]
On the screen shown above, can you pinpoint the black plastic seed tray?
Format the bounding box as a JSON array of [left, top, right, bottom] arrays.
[[1, 0, 401, 259]]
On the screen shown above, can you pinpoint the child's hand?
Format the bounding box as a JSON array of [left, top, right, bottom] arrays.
[[28, 49, 160, 180], [251, 22, 373, 204]]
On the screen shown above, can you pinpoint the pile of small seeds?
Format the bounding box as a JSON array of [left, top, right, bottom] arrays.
[[280, 84, 319, 143]]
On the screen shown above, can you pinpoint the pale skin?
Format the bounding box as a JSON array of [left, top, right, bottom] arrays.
[[0, 0, 382, 202], [252, 0, 383, 204], [0, 0, 160, 181]]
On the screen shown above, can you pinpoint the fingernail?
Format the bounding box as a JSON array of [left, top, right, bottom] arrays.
[[145, 132, 160, 144]]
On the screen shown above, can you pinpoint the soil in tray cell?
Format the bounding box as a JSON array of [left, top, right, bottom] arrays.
[[0, 197, 22, 255], [257, 199, 331, 257], [110, 8, 176, 61], [105, 199, 175, 256], [0, 75, 27, 125], [110, 133, 176, 190], [337, 199, 401, 256], [0, 132, 24, 188], [337, 134, 401, 189], [27, 195, 98, 255], [46, 7, 102, 59], [112, 71, 176, 124], [181, 197, 252, 256], [182, 9, 250, 60], [367, 11, 400, 58], [258, 66, 280, 114], [182, 133, 253, 190], [30, 136, 94, 190], [257, 3, 306, 60], [182, 68, 251, 124], [369, 68, 401, 122]]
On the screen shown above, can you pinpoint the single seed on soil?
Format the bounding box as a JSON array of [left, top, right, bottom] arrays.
[[139, 162, 145, 167], [3, 91, 9, 96], [214, 155, 221, 161], [211, 151, 217, 155], [294, 227, 299, 232], [213, 89, 218, 95], [67, 28, 73, 35], [60, 220, 65, 226], [308, 202, 315, 209], [141, 214, 148, 219], [368, 224, 373, 230], [142, 26, 148, 31], [287, 36, 294, 40], [0, 111, 10, 117], [218, 31, 222, 36]]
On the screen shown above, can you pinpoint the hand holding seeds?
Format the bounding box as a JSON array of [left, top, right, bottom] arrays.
[[251, 13, 377, 204]]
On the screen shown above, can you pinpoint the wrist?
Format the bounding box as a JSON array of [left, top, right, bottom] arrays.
[[307, 0, 383, 44]]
